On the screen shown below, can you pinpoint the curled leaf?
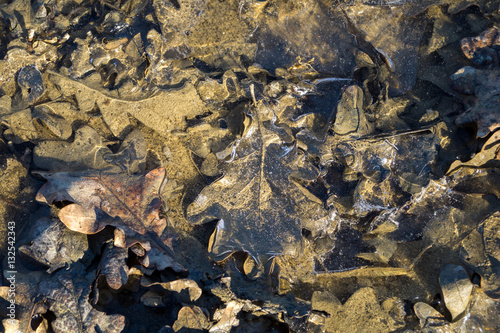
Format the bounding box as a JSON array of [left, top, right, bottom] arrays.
[[35, 167, 181, 271]]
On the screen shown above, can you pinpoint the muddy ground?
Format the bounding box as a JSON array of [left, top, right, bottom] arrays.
[[0, 0, 499, 332]]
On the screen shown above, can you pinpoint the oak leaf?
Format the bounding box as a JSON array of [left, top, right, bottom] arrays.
[[36, 272, 126, 333], [19, 217, 89, 273], [187, 98, 329, 263], [454, 67, 500, 137], [35, 167, 182, 272]]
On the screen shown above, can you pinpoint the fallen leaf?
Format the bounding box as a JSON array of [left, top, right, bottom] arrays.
[[308, 288, 403, 332], [35, 167, 181, 271], [252, 2, 357, 77], [36, 271, 126, 333], [33, 126, 116, 172], [141, 277, 202, 303], [333, 85, 373, 136], [327, 129, 439, 217], [17, 65, 44, 104], [0, 270, 47, 333], [453, 66, 500, 138], [172, 306, 210, 332], [413, 302, 447, 329], [461, 211, 500, 299], [343, 3, 428, 95], [19, 217, 89, 273], [1, 108, 39, 143], [439, 264, 474, 320], [49, 72, 207, 139], [140, 290, 168, 308], [447, 130, 500, 175], [460, 27, 499, 61], [97, 241, 129, 290], [210, 300, 244, 333], [187, 98, 328, 263], [413, 289, 500, 332]]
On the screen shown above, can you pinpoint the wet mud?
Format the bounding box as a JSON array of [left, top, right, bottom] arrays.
[[0, 0, 499, 332]]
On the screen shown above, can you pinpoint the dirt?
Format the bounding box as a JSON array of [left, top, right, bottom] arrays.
[[0, 0, 499, 332]]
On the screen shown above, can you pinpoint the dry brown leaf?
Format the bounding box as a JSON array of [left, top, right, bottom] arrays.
[[173, 306, 210, 332], [141, 278, 202, 303], [35, 167, 182, 271], [97, 241, 129, 290]]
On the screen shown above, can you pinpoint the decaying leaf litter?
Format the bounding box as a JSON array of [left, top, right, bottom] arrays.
[[0, 0, 499, 332]]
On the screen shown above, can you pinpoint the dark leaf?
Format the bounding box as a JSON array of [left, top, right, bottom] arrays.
[[187, 99, 329, 263]]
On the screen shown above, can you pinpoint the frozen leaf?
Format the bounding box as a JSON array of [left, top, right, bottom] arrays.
[[140, 290, 168, 308], [32, 107, 72, 140], [1, 104, 76, 143], [35, 167, 181, 271], [210, 300, 244, 333], [252, 2, 357, 77], [424, 6, 462, 55], [461, 212, 500, 299], [328, 129, 439, 217], [308, 287, 403, 332], [439, 264, 474, 320], [17, 65, 44, 104], [369, 172, 500, 253], [414, 289, 500, 332], [333, 85, 373, 136], [19, 217, 89, 273], [153, 0, 207, 37], [97, 241, 129, 290], [187, 98, 328, 263], [34, 126, 146, 173], [172, 306, 210, 332], [103, 129, 147, 174], [1, 108, 38, 143], [49, 72, 207, 139], [453, 67, 500, 137], [36, 272, 125, 333], [33, 126, 116, 171], [0, 39, 58, 94], [142, 278, 202, 303], [343, 3, 427, 95], [311, 291, 341, 314], [34, 101, 85, 124], [447, 130, 500, 175], [413, 302, 447, 330]]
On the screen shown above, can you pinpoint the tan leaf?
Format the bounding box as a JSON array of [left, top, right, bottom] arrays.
[[35, 168, 181, 271]]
